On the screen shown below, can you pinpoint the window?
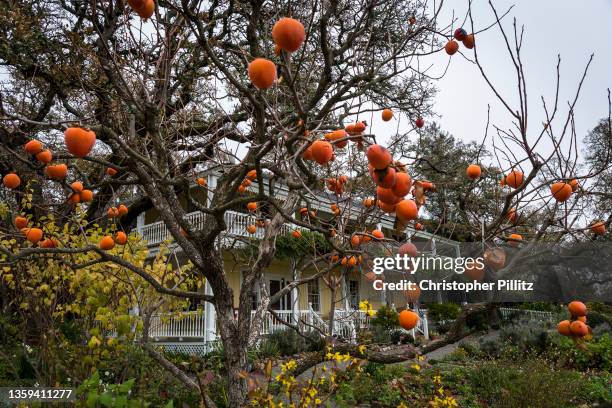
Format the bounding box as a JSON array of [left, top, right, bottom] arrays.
[[308, 279, 320, 312], [348, 279, 359, 310]]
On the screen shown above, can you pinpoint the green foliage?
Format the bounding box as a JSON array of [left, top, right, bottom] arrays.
[[389, 329, 414, 344], [465, 319, 612, 373], [465, 308, 499, 331], [396, 124, 498, 241], [426, 302, 461, 322], [331, 353, 610, 408], [253, 338, 280, 360], [585, 302, 612, 328], [370, 305, 399, 330], [88, 346, 200, 407], [555, 334, 612, 372], [275, 230, 333, 260], [449, 359, 609, 408], [369, 306, 401, 343], [518, 302, 564, 313], [333, 362, 405, 407], [77, 371, 157, 408], [261, 329, 325, 357]]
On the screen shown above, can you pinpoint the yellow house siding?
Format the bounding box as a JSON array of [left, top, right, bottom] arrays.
[[189, 250, 385, 315]]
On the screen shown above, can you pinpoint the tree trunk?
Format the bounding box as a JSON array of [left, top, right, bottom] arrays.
[[223, 334, 249, 407], [328, 286, 336, 335], [215, 297, 249, 407], [201, 245, 250, 408]]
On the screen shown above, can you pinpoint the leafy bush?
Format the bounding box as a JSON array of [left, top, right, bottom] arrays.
[[426, 302, 461, 322], [465, 319, 612, 373], [518, 302, 564, 313], [389, 329, 414, 344], [498, 321, 553, 354], [76, 371, 160, 408], [586, 311, 611, 328], [255, 338, 280, 359], [263, 329, 325, 356], [583, 303, 612, 329], [333, 362, 404, 406], [369, 306, 401, 343], [275, 230, 332, 259], [371, 305, 399, 330], [100, 346, 200, 407], [555, 333, 612, 372], [465, 308, 500, 331]]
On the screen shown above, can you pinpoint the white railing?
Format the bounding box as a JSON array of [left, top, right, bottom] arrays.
[[308, 303, 329, 334], [139, 210, 300, 247], [156, 341, 220, 356], [499, 307, 554, 322], [411, 307, 429, 340], [334, 309, 371, 329], [252, 309, 316, 335], [147, 312, 213, 339], [134, 306, 428, 353]]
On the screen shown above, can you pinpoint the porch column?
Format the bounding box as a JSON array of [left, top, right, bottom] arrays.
[[291, 287, 299, 323], [206, 173, 218, 207], [341, 276, 350, 310], [136, 212, 145, 235], [291, 261, 300, 325], [204, 279, 216, 343]]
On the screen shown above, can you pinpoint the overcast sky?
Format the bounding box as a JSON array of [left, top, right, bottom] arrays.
[[423, 0, 611, 154]]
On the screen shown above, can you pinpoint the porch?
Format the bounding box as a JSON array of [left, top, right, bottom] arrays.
[[141, 306, 430, 355]]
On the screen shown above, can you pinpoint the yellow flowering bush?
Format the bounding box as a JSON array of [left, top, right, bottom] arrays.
[[247, 344, 460, 408], [0, 196, 198, 385]]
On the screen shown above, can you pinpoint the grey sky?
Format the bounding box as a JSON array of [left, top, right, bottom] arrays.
[[429, 0, 611, 154]]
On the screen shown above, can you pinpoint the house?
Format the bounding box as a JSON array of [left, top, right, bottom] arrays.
[[133, 169, 461, 353]]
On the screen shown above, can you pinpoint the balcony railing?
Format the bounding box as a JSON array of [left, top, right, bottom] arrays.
[[138, 210, 300, 247]]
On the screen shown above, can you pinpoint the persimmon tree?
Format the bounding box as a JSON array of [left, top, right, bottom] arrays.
[[0, 0, 610, 406]]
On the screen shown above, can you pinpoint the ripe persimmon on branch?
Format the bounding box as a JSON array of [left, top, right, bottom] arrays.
[[0, 1, 609, 406]]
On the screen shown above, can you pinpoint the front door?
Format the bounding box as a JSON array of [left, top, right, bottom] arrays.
[[269, 278, 292, 311]]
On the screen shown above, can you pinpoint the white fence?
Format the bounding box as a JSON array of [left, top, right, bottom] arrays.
[[139, 210, 300, 247], [499, 307, 554, 322]]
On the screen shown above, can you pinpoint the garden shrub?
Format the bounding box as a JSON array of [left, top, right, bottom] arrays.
[[255, 338, 280, 359], [264, 329, 325, 356], [498, 320, 553, 353], [101, 346, 200, 407], [370, 305, 399, 330], [465, 308, 497, 331], [332, 362, 404, 406], [555, 333, 612, 372], [587, 310, 612, 329], [370, 305, 400, 343], [427, 302, 461, 322], [389, 329, 414, 344], [518, 302, 564, 313]]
